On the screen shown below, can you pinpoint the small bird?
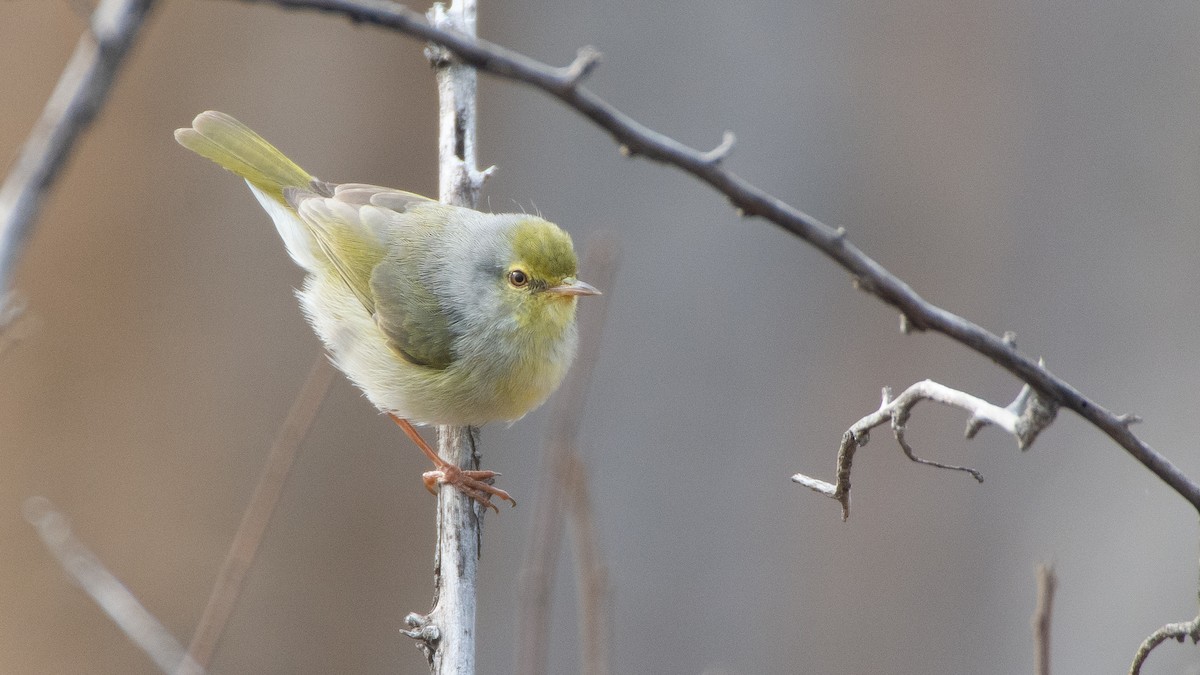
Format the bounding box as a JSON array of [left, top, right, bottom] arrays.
[[175, 111, 599, 510]]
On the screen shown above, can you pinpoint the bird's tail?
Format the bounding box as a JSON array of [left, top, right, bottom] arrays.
[[174, 111, 312, 203]]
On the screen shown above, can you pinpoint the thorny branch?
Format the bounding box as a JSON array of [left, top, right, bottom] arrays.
[[8, 0, 1197, 670], [235, 0, 1200, 519], [229, 0, 1200, 667], [792, 376, 1058, 520]]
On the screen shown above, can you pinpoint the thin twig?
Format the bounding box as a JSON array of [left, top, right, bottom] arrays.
[[24, 497, 204, 675], [233, 0, 1200, 514], [517, 236, 619, 675], [565, 452, 613, 675], [0, 0, 156, 326], [179, 357, 335, 674], [792, 379, 1057, 520], [1033, 563, 1057, 675]]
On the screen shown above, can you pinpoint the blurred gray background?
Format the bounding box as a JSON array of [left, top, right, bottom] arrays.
[[3, 1, 1200, 673]]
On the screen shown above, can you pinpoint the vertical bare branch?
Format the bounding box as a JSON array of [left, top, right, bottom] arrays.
[[1032, 563, 1056, 675], [515, 461, 566, 674], [565, 452, 612, 675], [427, 0, 490, 208], [0, 0, 156, 325], [420, 1, 490, 673]]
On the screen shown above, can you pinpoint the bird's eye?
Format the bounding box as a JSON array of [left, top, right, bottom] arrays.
[[508, 269, 529, 287]]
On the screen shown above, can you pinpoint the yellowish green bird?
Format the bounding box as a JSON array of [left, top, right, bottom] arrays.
[[175, 111, 598, 510]]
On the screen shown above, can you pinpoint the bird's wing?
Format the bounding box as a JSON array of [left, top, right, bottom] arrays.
[[287, 185, 457, 369], [331, 183, 435, 213], [288, 188, 387, 314]]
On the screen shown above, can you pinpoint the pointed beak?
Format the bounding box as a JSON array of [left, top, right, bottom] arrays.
[[546, 277, 602, 297]]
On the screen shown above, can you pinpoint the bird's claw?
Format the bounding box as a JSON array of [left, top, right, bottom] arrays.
[[422, 465, 516, 512]]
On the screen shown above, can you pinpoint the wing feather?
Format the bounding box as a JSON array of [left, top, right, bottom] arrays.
[[288, 185, 458, 369]]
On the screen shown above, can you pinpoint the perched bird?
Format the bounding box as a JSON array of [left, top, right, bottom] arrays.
[[175, 111, 599, 510]]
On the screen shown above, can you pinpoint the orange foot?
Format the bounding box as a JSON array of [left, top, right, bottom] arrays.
[[390, 415, 517, 512]]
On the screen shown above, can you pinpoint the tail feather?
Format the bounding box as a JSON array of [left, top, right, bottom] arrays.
[[174, 111, 312, 203]]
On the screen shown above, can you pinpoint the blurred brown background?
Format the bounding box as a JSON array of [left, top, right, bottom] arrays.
[[4, 1, 1200, 673]]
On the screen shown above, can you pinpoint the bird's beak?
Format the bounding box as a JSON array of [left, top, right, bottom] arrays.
[[546, 277, 602, 297]]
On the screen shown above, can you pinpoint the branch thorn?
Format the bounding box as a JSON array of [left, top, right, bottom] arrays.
[[699, 131, 736, 165], [1118, 413, 1143, 427], [558, 46, 602, 86]]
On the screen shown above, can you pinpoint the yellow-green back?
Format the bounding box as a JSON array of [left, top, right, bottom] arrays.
[[174, 111, 312, 203]]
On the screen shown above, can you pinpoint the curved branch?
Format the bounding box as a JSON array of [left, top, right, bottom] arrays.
[[793, 379, 1055, 519], [232, 0, 1200, 513], [1129, 547, 1200, 674], [1128, 615, 1200, 674]]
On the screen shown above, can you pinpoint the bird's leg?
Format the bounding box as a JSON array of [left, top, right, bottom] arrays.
[[389, 415, 516, 511]]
